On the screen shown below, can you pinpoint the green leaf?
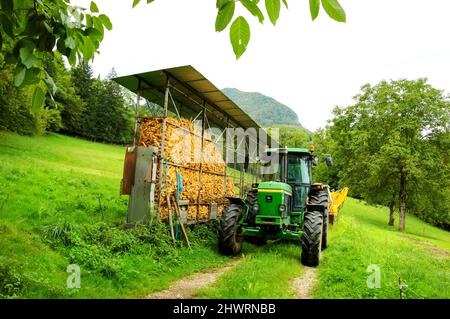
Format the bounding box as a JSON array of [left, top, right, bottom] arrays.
[[45, 72, 57, 95], [86, 27, 103, 42], [98, 14, 112, 30], [229, 16, 250, 59], [92, 16, 104, 36], [14, 65, 26, 87], [132, 0, 140, 8], [14, 0, 33, 10], [265, 0, 280, 26], [0, 0, 13, 13], [22, 67, 41, 86], [56, 37, 69, 56], [240, 0, 264, 23], [309, 0, 320, 20], [216, 0, 232, 9], [90, 1, 99, 13], [68, 49, 77, 66], [282, 0, 288, 9], [43, 21, 53, 33], [65, 36, 76, 49], [215, 1, 235, 32], [19, 46, 36, 69], [0, 32, 2, 50], [82, 36, 95, 60], [0, 13, 14, 37], [321, 0, 346, 22], [32, 85, 46, 113], [86, 14, 93, 28], [146, 0, 154, 3]]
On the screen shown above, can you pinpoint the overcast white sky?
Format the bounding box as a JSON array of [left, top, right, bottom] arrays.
[[74, 0, 450, 131]]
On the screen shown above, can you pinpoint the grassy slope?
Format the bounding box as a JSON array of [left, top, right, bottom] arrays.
[[0, 132, 230, 298], [1, 132, 448, 299], [315, 198, 449, 299], [195, 199, 449, 299]]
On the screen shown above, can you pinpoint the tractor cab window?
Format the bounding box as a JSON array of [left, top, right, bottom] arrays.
[[287, 155, 311, 184], [260, 153, 281, 182], [261, 163, 281, 182]]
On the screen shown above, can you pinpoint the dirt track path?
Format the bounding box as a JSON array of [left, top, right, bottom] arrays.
[[290, 267, 318, 299], [147, 259, 241, 299]]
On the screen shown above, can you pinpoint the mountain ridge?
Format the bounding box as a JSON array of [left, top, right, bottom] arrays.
[[222, 88, 303, 128]]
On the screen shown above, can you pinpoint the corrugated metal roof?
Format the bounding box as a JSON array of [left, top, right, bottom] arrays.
[[113, 65, 261, 131]]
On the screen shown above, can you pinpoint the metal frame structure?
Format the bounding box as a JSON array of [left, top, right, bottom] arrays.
[[114, 65, 265, 223]]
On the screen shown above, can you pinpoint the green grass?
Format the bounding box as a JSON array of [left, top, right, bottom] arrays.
[[0, 132, 231, 298], [194, 199, 449, 299], [314, 198, 450, 299], [1, 131, 448, 299], [195, 242, 302, 299]]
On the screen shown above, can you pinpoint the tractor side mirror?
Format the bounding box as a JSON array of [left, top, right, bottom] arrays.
[[325, 156, 333, 167], [312, 156, 319, 166]]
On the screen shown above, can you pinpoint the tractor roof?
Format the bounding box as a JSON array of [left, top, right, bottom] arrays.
[[265, 147, 311, 154]]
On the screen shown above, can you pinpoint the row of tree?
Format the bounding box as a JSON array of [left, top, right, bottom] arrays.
[[0, 54, 133, 144], [1, 54, 448, 230]]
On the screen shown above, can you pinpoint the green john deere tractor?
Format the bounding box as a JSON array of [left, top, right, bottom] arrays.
[[218, 146, 333, 266]]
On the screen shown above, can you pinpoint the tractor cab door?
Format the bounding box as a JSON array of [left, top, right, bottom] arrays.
[[286, 154, 311, 211]]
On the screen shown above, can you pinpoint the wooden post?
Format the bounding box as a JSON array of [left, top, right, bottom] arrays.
[[157, 79, 170, 220], [172, 196, 191, 249], [166, 193, 176, 246], [223, 117, 229, 198], [196, 105, 206, 222]]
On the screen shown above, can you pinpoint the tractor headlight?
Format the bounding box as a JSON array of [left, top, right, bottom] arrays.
[[279, 204, 286, 212], [253, 203, 259, 212]]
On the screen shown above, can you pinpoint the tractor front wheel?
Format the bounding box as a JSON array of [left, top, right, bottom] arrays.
[[218, 205, 244, 255], [301, 210, 323, 267], [245, 187, 258, 226]]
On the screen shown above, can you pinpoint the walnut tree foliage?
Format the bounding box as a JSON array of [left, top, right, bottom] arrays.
[[0, 0, 111, 112], [0, 0, 345, 113], [211, 0, 346, 58]]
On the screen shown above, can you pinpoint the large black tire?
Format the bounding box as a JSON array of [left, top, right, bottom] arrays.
[[309, 189, 329, 250], [218, 205, 244, 255], [301, 210, 323, 266], [301, 188, 328, 266], [245, 188, 258, 226]]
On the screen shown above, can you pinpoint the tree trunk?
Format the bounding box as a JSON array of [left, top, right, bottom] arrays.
[[399, 170, 407, 232], [388, 200, 395, 226]]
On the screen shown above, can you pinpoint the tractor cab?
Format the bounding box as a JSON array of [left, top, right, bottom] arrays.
[[259, 147, 315, 213]]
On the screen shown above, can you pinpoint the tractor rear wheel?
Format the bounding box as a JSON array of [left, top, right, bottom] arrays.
[[218, 205, 244, 255]]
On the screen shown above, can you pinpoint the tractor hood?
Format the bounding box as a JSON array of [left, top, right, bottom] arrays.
[[257, 181, 292, 195], [256, 182, 292, 219]]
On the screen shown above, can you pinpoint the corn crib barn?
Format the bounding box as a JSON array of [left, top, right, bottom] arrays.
[[113, 65, 270, 226]]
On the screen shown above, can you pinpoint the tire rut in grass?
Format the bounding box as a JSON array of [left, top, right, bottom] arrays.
[[291, 267, 318, 299], [147, 259, 241, 299]]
